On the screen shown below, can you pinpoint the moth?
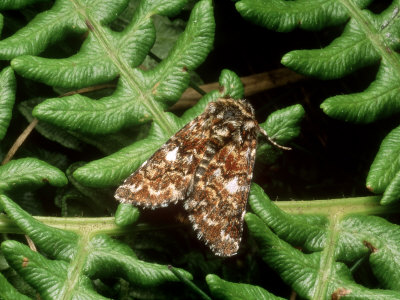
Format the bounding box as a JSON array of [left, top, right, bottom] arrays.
[[115, 98, 289, 257]]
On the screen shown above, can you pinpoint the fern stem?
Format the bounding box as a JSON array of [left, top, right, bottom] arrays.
[[0, 197, 395, 235], [275, 195, 396, 216], [312, 213, 341, 299], [0, 215, 180, 236]]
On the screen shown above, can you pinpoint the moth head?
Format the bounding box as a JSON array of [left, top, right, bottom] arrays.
[[209, 98, 255, 120]]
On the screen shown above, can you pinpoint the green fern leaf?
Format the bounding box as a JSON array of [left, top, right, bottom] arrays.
[[261, 104, 304, 144], [367, 125, 400, 194], [0, 158, 67, 192], [19, 97, 144, 154], [206, 274, 285, 300], [18, 98, 84, 151], [0, 272, 31, 300], [321, 61, 400, 123], [381, 170, 400, 205], [0, 67, 16, 141], [0, 0, 128, 59], [114, 202, 140, 226], [367, 125, 400, 204], [246, 184, 400, 299], [236, 0, 373, 32]]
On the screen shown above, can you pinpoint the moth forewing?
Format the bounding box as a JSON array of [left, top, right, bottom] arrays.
[[186, 136, 257, 256], [114, 114, 209, 208]]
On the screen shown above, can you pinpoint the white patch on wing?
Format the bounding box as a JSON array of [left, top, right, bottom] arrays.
[[188, 122, 197, 130], [114, 194, 125, 202], [127, 184, 143, 194], [185, 154, 193, 164], [170, 187, 182, 201], [166, 147, 179, 161], [220, 229, 235, 243], [203, 215, 218, 226], [241, 210, 246, 221], [225, 177, 239, 194], [197, 200, 207, 207], [246, 147, 252, 160], [213, 168, 222, 177], [188, 214, 195, 223]]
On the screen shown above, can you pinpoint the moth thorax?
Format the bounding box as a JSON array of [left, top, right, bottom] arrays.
[[210, 126, 233, 147], [213, 125, 230, 138], [243, 119, 257, 131]]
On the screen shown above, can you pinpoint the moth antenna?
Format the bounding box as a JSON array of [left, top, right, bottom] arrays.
[[259, 127, 292, 151]]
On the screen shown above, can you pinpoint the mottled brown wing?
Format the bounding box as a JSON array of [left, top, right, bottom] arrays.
[[115, 115, 210, 208], [184, 138, 257, 256]]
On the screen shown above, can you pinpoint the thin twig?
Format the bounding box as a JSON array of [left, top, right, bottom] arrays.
[[289, 290, 297, 300], [60, 83, 116, 97], [168, 265, 212, 300], [188, 81, 207, 96], [25, 235, 37, 252], [1, 118, 39, 165]]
